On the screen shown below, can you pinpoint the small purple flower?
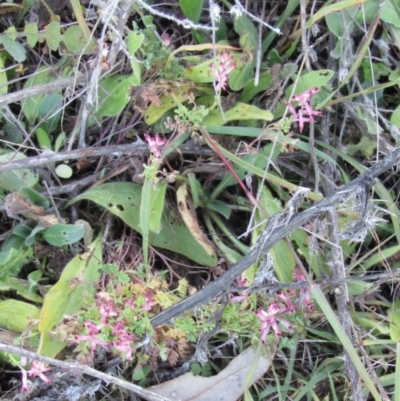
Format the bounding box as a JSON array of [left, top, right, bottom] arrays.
[[285, 87, 322, 132]]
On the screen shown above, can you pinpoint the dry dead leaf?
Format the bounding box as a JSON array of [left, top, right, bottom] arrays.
[[149, 344, 277, 401]]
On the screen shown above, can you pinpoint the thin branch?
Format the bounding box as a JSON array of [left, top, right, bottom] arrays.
[[0, 74, 89, 108], [0, 343, 171, 401], [0, 142, 214, 173]]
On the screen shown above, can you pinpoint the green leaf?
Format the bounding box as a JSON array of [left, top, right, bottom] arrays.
[[68, 183, 218, 266], [140, 179, 167, 266], [259, 186, 295, 282], [0, 246, 34, 281], [62, 25, 93, 54], [239, 72, 273, 103], [325, 11, 354, 37], [126, 31, 144, 84], [19, 187, 50, 209], [38, 93, 62, 134], [0, 152, 39, 191], [0, 277, 43, 304], [390, 310, 400, 341], [0, 56, 7, 95], [95, 75, 138, 120], [21, 67, 60, 124], [381, 0, 400, 28], [24, 22, 39, 48], [25, 226, 46, 246], [391, 104, 400, 129], [179, 0, 204, 23], [36, 127, 52, 150], [45, 21, 63, 51], [43, 224, 85, 246], [206, 200, 231, 219], [229, 59, 255, 91], [38, 234, 103, 357], [0, 300, 40, 333], [202, 103, 273, 125], [285, 70, 334, 98], [234, 15, 258, 52], [0, 34, 26, 62]]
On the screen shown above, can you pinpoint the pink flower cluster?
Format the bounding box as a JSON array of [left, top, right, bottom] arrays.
[[256, 267, 315, 342], [211, 51, 236, 91], [20, 358, 51, 391], [285, 87, 322, 132], [144, 133, 166, 160], [74, 292, 155, 362]]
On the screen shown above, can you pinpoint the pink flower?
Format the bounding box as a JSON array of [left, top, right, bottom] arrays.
[[161, 32, 172, 46], [285, 87, 322, 132], [97, 299, 118, 323], [112, 320, 135, 360], [211, 52, 236, 91], [230, 276, 249, 303], [20, 357, 51, 391], [144, 133, 166, 159], [256, 301, 293, 342], [141, 293, 156, 311], [75, 320, 109, 356]]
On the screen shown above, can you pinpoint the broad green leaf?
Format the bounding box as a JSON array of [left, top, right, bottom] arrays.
[[43, 223, 85, 246], [36, 127, 52, 150], [285, 70, 334, 98], [229, 59, 255, 91], [0, 246, 34, 281], [38, 234, 103, 357], [0, 152, 38, 191], [144, 91, 187, 125], [0, 300, 40, 333], [0, 34, 26, 62], [21, 68, 59, 124], [24, 22, 39, 48], [19, 187, 50, 208], [234, 15, 258, 52], [239, 72, 273, 103], [179, 0, 204, 23], [381, 0, 400, 28], [95, 75, 138, 120], [45, 21, 63, 51], [0, 277, 43, 304], [38, 93, 62, 134], [62, 25, 93, 54], [68, 183, 218, 266], [6, 26, 17, 41], [325, 11, 354, 37], [202, 103, 273, 125], [25, 226, 46, 246]]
